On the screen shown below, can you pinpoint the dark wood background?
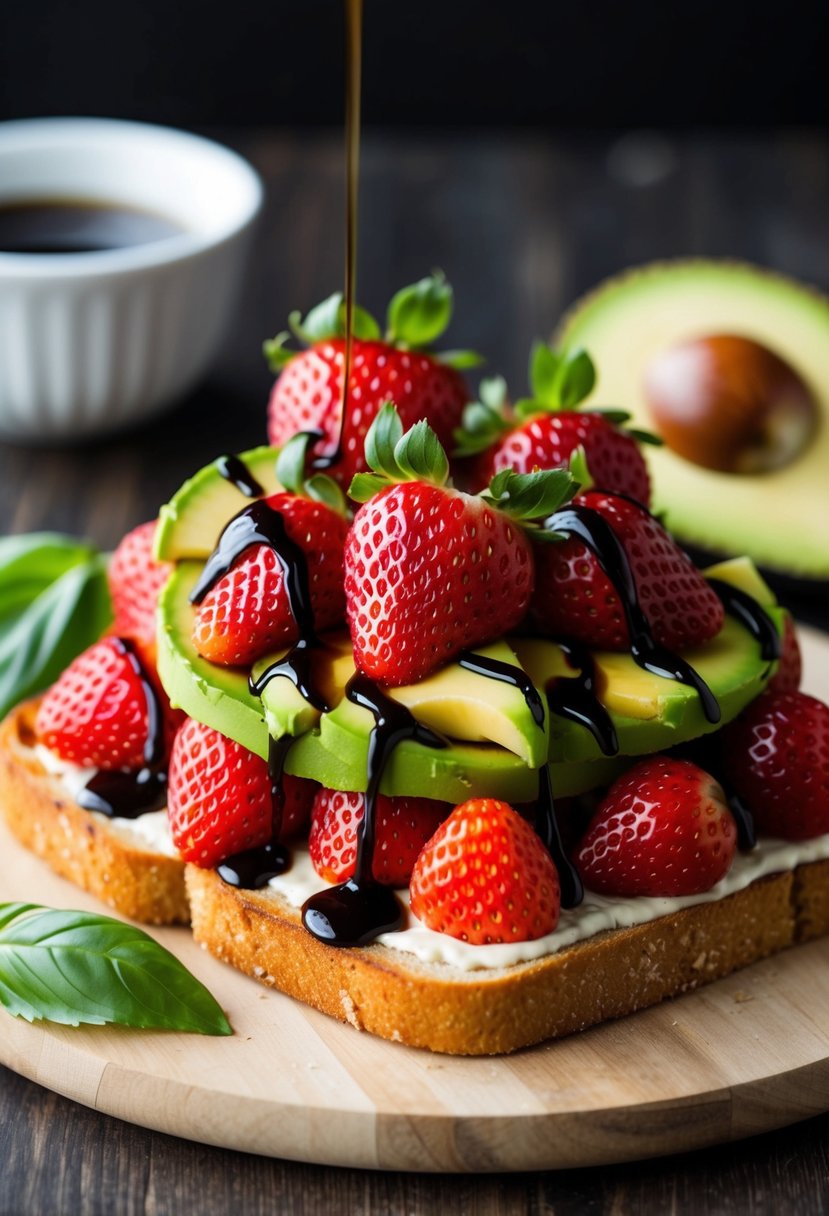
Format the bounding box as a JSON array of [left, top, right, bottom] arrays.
[[1, 129, 829, 1213]]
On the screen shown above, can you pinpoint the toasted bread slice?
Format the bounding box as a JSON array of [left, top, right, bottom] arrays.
[[186, 858, 829, 1056], [0, 700, 188, 925]]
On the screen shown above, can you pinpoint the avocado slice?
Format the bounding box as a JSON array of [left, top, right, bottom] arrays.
[[513, 558, 783, 764], [154, 446, 282, 561], [157, 566, 557, 797], [157, 562, 270, 759], [559, 260, 829, 579]]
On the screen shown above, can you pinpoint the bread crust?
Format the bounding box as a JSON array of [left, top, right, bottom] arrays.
[[186, 859, 810, 1056], [0, 700, 188, 925]]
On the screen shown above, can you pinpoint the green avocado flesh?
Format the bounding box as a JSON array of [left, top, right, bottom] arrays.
[[157, 555, 781, 801], [154, 446, 282, 561], [559, 260, 829, 578]]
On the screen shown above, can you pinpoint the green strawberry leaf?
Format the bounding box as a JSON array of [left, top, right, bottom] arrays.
[[522, 344, 597, 416], [262, 331, 295, 373], [529, 340, 563, 406], [395, 420, 450, 484], [350, 402, 450, 502], [479, 375, 509, 411], [452, 376, 511, 457], [568, 444, 594, 492], [0, 545, 112, 719], [0, 903, 232, 1035], [386, 271, 453, 347], [592, 407, 632, 426], [557, 348, 596, 408], [627, 427, 665, 447], [275, 433, 347, 515], [435, 349, 485, 370], [480, 467, 576, 524], [287, 293, 381, 347]]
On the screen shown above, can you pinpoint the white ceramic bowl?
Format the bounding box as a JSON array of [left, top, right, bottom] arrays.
[[0, 118, 263, 441]]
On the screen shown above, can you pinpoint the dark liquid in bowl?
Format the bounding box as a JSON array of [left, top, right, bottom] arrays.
[[0, 198, 185, 254]]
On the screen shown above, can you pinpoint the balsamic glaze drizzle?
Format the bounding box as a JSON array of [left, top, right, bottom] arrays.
[[458, 651, 545, 727], [216, 453, 265, 499], [249, 637, 331, 713], [707, 579, 781, 663], [536, 765, 584, 908], [546, 640, 619, 758], [217, 736, 293, 888], [76, 638, 167, 820], [546, 503, 721, 725], [301, 674, 448, 946]]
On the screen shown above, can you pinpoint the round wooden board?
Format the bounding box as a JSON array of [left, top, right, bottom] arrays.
[[1, 626, 829, 1173]]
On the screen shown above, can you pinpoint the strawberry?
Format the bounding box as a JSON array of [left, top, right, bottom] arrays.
[[409, 798, 561, 945], [574, 756, 737, 897], [192, 437, 350, 667], [108, 520, 172, 645], [345, 403, 575, 686], [531, 490, 725, 652], [264, 274, 478, 487], [455, 345, 653, 505], [767, 612, 802, 695], [167, 717, 316, 867], [719, 691, 829, 840], [35, 636, 180, 769], [308, 788, 450, 886]]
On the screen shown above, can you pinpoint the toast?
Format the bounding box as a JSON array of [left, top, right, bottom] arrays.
[[0, 699, 188, 925], [187, 848, 829, 1055]]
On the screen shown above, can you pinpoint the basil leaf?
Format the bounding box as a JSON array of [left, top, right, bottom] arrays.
[[0, 555, 112, 718], [0, 903, 232, 1035]]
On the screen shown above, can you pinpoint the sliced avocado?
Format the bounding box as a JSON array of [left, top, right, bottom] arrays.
[[157, 561, 269, 759], [154, 446, 282, 561], [559, 260, 829, 579], [252, 633, 354, 741], [513, 559, 784, 764]]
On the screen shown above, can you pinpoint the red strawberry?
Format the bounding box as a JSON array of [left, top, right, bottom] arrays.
[[473, 411, 651, 504], [264, 275, 476, 487], [36, 637, 180, 769], [575, 757, 737, 897], [344, 404, 574, 686], [192, 492, 349, 667], [455, 346, 652, 504], [767, 613, 802, 695], [108, 520, 172, 645], [720, 691, 829, 840], [308, 788, 449, 886], [409, 798, 561, 945], [531, 490, 725, 652], [167, 717, 316, 867]]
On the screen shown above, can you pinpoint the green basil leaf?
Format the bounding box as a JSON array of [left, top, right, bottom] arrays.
[[0, 556, 112, 718], [386, 272, 453, 347], [0, 533, 96, 597], [0, 904, 231, 1035]]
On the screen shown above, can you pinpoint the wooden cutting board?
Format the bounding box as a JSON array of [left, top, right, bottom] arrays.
[[1, 627, 829, 1173]]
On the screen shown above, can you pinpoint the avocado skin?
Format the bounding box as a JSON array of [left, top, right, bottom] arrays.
[[559, 259, 829, 580]]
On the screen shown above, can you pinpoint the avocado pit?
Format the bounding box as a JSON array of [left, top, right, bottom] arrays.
[[644, 334, 818, 474]]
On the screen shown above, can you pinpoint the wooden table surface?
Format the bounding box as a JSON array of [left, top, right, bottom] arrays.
[[1, 128, 828, 1214]]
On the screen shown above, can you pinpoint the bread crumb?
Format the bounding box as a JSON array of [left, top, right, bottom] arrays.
[[732, 990, 754, 1004], [692, 951, 707, 970], [339, 989, 363, 1031]]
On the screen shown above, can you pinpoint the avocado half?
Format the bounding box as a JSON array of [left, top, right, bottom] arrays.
[[558, 260, 829, 580]]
